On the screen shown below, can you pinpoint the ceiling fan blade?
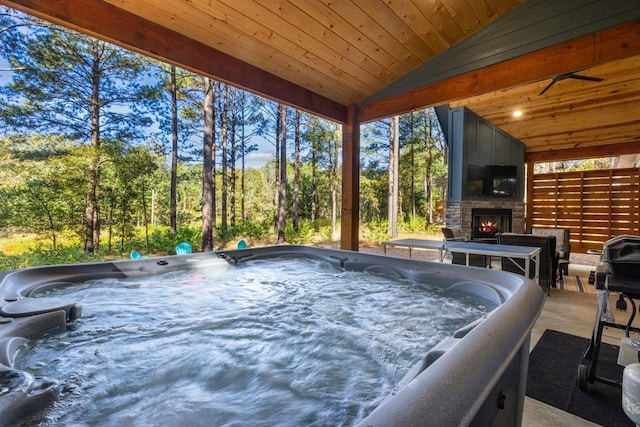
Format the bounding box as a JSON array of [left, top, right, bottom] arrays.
[[539, 80, 556, 96], [539, 72, 604, 95], [568, 74, 604, 82]]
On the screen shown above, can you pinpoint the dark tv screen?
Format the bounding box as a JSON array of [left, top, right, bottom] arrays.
[[466, 165, 517, 197], [492, 176, 517, 197]]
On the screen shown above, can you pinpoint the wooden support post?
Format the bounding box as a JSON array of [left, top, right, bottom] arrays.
[[340, 105, 360, 251], [526, 161, 534, 231]]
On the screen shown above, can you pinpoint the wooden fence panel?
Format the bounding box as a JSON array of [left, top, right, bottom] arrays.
[[530, 168, 640, 253]]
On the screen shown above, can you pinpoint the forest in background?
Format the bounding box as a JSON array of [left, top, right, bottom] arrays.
[[0, 8, 448, 268], [0, 8, 613, 270]]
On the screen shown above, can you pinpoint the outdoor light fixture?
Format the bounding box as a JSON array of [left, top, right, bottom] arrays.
[[513, 110, 522, 118]]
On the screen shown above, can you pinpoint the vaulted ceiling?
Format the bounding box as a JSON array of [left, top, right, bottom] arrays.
[[2, 0, 640, 161], [450, 53, 640, 161]]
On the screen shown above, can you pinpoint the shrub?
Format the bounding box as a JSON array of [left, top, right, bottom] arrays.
[[237, 220, 271, 239], [285, 221, 315, 244], [361, 220, 390, 242], [0, 246, 101, 271]]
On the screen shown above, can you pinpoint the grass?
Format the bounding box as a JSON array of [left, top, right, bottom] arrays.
[[0, 221, 442, 272]]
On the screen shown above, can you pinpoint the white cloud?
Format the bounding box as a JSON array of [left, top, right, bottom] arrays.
[[244, 152, 273, 169]]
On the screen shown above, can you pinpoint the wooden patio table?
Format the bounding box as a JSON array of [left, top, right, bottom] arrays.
[[382, 238, 541, 284]]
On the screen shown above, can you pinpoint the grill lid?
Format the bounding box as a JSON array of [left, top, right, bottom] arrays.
[[601, 235, 640, 278]]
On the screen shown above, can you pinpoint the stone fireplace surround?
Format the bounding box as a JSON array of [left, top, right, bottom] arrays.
[[444, 200, 525, 240]]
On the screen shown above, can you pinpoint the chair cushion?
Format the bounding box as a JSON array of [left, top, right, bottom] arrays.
[[532, 228, 565, 254]]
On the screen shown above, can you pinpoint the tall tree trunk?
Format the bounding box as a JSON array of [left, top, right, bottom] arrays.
[[424, 110, 434, 224], [441, 112, 449, 218], [120, 196, 127, 253], [410, 112, 416, 220], [201, 77, 216, 252], [293, 110, 300, 231], [330, 130, 338, 240], [274, 105, 281, 230], [170, 65, 178, 235], [311, 149, 317, 224], [108, 197, 114, 252], [240, 92, 247, 221], [277, 103, 287, 243], [388, 115, 399, 238], [85, 41, 101, 254], [229, 88, 236, 227], [141, 181, 150, 248], [151, 189, 155, 227], [220, 84, 229, 232]]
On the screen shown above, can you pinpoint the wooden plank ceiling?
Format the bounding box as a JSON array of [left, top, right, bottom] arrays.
[[0, 0, 525, 121], [450, 54, 640, 160], [97, 0, 523, 108], [2, 0, 640, 160]]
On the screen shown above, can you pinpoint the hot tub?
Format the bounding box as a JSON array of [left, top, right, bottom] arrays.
[[0, 245, 544, 426]]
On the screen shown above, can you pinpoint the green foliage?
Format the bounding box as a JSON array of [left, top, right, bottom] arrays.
[[0, 17, 153, 142], [361, 220, 390, 243], [108, 225, 200, 256], [215, 224, 237, 241], [215, 220, 272, 246], [398, 217, 442, 235], [318, 224, 335, 242], [0, 246, 102, 271], [0, 135, 87, 248], [359, 168, 386, 222], [0, 15, 451, 264], [285, 220, 315, 244], [237, 220, 271, 239], [400, 216, 428, 233]]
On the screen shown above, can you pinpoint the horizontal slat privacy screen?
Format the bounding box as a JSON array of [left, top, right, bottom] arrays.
[[530, 168, 640, 253]]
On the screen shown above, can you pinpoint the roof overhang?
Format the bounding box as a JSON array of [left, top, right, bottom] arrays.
[[1, 0, 640, 159]]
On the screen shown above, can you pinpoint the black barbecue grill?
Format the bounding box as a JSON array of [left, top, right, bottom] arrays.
[[578, 235, 640, 391]]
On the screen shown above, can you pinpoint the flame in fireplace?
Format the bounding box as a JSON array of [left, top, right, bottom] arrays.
[[479, 220, 497, 233]]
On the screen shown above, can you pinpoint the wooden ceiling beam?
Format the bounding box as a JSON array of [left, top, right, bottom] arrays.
[[463, 85, 640, 121], [359, 20, 640, 123], [526, 137, 640, 153], [0, 0, 348, 123], [526, 141, 640, 163]]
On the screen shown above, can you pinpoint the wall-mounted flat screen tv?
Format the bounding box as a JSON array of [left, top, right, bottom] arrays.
[[466, 165, 517, 197]]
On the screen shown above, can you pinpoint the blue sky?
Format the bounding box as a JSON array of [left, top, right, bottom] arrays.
[[0, 53, 275, 168], [0, 57, 11, 84]]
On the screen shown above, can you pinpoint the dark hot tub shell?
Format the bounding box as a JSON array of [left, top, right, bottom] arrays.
[[0, 245, 544, 426]]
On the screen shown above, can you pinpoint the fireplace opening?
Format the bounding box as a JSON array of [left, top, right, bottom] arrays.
[[471, 208, 512, 240]]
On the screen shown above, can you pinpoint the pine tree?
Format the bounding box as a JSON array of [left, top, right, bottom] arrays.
[[0, 14, 153, 253]]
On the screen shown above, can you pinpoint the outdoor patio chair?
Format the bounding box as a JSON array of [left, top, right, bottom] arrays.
[[130, 250, 148, 260], [529, 228, 571, 278], [441, 227, 490, 268], [175, 242, 192, 255], [497, 233, 559, 295]]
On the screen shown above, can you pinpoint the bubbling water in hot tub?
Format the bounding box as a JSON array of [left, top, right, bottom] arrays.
[[15, 257, 492, 426]]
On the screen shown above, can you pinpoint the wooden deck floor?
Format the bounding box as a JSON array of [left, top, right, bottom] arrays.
[[524, 276, 636, 426]]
